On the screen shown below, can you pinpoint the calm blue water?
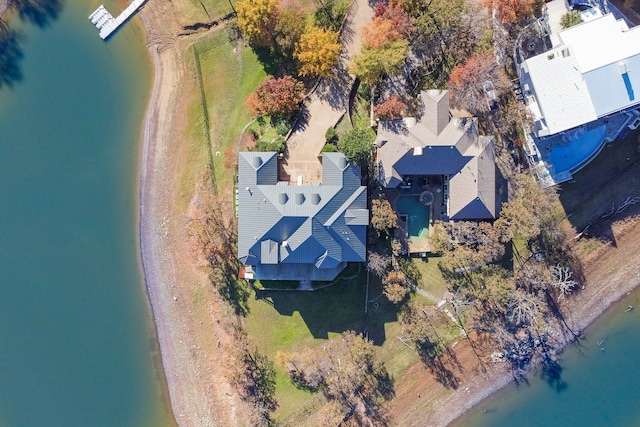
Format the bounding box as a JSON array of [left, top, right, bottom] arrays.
[[454, 289, 640, 427], [0, 2, 174, 426], [549, 125, 607, 173]]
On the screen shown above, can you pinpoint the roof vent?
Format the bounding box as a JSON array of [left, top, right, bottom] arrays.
[[294, 193, 306, 205], [278, 193, 289, 205], [337, 156, 347, 169], [310, 193, 321, 205], [252, 156, 263, 168]]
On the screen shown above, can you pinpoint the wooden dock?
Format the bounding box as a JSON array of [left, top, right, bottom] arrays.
[[88, 0, 147, 40]]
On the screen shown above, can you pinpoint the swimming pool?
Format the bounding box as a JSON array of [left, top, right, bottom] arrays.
[[548, 125, 607, 174], [395, 195, 430, 239]]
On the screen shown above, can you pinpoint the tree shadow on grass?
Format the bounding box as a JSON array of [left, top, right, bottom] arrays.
[[252, 45, 297, 77], [558, 127, 640, 248]]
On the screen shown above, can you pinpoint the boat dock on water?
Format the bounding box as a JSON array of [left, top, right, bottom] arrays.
[[88, 0, 147, 40]]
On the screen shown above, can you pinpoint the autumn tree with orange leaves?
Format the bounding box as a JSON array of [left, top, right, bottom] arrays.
[[448, 52, 507, 115], [351, 5, 413, 86], [373, 95, 408, 120], [482, 0, 538, 23], [245, 76, 305, 118]]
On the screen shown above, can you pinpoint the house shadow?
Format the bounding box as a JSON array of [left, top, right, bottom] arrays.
[[254, 272, 398, 344], [558, 127, 640, 248]]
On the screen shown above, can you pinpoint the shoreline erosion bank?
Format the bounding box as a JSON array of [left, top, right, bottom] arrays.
[[136, 3, 238, 425], [440, 253, 640, 426], [137, 9, 188, 427]]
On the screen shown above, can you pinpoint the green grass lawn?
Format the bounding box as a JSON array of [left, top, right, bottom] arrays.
[[245, 263, 406, 421], [411, 256, 448, 301], [173, 0, 236, 27], [245, 271, 367, 421], [245, 259, 460, 422], [193, 29, 267, 189]]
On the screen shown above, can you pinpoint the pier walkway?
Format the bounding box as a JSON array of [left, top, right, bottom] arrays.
[[88, 0, 147, 40]]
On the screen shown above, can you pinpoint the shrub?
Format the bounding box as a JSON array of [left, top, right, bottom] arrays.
[[322, 143, 338, 152], [338, 127, 376, 164], [325, 127, 338, 143]]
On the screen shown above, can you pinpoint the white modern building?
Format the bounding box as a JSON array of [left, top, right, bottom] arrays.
[[520, 12, 640, 138]]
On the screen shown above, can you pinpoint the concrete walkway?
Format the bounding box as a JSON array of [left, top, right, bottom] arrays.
[[281, 0, 375, 184]]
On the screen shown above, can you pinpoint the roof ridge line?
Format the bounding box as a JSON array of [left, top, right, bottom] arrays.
[[323, 186, 365, 227]]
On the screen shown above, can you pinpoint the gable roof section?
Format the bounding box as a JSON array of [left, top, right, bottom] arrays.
[[421, 90, 450, 136], [237, 152, 368, 281], [448, 136, 496, 220], [394, 146, 472, 176]]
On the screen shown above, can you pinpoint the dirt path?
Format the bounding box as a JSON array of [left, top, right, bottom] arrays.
[[281, 0, 374, 184]]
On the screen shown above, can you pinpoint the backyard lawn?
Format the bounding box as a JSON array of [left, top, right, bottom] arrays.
[[411, 256, 448, 301], [245, 270, 369, 421], [244, 257, 452, 422], [192, 29, 267, 189], [559, 127, 640, 229]]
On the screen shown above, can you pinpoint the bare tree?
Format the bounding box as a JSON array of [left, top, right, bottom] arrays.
[[507, 289, 543, 326], [367, 251, 391, 277], [285, 331, 394, 424], [549, 264, 578, 299]]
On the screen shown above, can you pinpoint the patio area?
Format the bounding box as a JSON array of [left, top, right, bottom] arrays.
[[374, 175, 445, 254]]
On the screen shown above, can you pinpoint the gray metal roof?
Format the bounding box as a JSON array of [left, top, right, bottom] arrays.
[[376, 91, 497, 220], [237, 152, 368, 281]]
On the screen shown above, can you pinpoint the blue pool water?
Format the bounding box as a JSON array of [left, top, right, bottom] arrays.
[[395, 196, 429, 239], [549, 125, 607, 173]]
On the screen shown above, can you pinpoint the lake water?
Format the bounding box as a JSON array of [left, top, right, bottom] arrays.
[[454, 289, 640, 427], [0, 1, 175, 426]]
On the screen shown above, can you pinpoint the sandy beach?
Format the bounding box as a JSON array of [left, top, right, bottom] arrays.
[[132, 2, 640, 427]]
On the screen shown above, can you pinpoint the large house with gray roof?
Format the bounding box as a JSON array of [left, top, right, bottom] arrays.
[[376, 90, 497, 222], [236, 152, 368, 281]]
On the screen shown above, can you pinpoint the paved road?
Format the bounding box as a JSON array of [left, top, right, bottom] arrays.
[[281, 0, 374, 184]]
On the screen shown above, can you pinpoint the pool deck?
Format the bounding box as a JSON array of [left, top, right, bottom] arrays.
[[374, 177, 444, 254]]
